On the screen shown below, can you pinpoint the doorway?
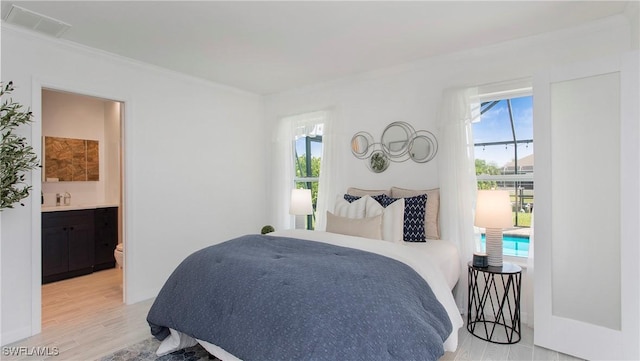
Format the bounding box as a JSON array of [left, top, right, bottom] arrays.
[[39, 88, 125, 329]]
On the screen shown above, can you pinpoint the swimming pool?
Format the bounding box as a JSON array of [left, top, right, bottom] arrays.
[[480, 234, 530, 258]]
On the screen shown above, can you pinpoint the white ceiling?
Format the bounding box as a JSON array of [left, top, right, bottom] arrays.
[[1, 1, 632, 94]]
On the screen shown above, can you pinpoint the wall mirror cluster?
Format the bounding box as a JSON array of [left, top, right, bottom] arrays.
[[43, 136, 99, 181], [351, 121, 438, 173]]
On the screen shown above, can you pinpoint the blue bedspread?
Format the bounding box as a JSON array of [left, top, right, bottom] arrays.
[[147, 234, 452, 361]]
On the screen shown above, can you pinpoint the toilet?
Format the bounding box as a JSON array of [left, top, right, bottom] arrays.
[[114, 243, 124, 269]]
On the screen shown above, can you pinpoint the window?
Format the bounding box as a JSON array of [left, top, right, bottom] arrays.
[[294, 134, 322, 229], [290, 113, 325, 230], [473, 93, 533, 257]]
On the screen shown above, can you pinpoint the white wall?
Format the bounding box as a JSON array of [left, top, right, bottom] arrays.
[[266, 16, 632, 207], [0, 25, 267, 345], [265, 15, 634, 324], [41, 89, 119, 206]]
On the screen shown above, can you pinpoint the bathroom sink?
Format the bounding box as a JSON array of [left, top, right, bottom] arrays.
[[41, 203, 120, 212]]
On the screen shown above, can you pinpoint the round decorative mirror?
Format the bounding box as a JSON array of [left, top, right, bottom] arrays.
[[381, 121, 414, 161], [408, 130, 438, 163], [350, 131, 374, 159], [368, 149, 390, 173], [350, 122, 438, 172]]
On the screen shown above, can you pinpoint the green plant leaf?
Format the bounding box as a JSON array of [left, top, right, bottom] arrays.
[[0, 81, 40, 211]]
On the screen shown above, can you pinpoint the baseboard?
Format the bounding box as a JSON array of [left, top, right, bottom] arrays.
[[1, 326, 33, 347], [125, 286, 158, 305], [521, 311, 531, 327]]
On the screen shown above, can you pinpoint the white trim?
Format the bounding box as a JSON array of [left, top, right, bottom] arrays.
[[30, 79, 43, 337], [476, 77, 533, 102], [293, 177, 319, 183], [476, 174, 534, 182], [29, 76, 133, 340], [504, 255, 528, 268], [0, 213, 2, 346], [619, 50, 640, 360], [0, 326, 33, 346]]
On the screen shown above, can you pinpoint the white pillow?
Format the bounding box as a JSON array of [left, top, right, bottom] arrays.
[[365, 197, 405, 243], [334, 194, 369, 218], [325, 211, 382, 240]]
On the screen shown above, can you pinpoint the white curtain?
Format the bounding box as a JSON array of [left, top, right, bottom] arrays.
[[526, 211, 535, 327], [314, 114, 331, 231], [315, 110, 343, 231], [272, 110, 339, 231], [437, 87, 479, 313], [272, 116, 296, 231]]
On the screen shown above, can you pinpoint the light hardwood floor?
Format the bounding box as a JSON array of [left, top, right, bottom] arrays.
[[3, 268, 152, 361], [441, 321, 583, 361], [3, 268, 581, 361]]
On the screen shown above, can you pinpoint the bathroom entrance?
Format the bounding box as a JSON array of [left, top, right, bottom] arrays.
[[40, 88, 125, 327]]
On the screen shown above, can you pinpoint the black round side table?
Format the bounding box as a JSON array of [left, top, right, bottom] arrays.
[[467, 261, 522, 344]]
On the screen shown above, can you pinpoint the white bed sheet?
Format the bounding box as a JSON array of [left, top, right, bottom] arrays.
[[403, 239, 460, 290], [157, 230, 463, 359]]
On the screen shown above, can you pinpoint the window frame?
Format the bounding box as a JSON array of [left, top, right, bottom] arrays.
[[473, 84, 533, 257], [293, 135, 322, 229]]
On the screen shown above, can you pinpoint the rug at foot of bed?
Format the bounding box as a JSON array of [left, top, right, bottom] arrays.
[[98, 338, 220, 361]]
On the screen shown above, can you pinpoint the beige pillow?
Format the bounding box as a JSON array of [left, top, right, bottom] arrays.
[[346, 187, 390, 197], [390, 187, 441, 240], [325, 211, 382, 240]]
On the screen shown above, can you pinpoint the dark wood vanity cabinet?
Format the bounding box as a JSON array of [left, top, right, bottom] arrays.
[[42, 210, 95, 283], [42, 207, 118, 284], [94, 207, 118, 271]]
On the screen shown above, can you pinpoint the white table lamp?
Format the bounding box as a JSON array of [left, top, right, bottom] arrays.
[[290, 189, 313, 229], [474, 190, 512, 267]]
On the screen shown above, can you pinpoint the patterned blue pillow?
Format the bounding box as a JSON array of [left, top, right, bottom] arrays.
[[370, 194, 394, 207], [373, 194, 427, 242], [343, 194, 361, 203]]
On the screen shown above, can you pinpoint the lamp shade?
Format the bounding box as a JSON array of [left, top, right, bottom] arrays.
[[289, 189, 313, 215], [474, 190, 512, 229]]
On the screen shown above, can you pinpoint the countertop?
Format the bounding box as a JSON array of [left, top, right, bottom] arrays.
[[41, 203, 120, 212]]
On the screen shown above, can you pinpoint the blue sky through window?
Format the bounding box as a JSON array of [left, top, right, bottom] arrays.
[[473, 96, 533, 168], [295, 137, 323, 160]]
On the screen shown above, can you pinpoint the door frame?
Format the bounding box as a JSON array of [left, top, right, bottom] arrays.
[[30, 77, 132, 335]]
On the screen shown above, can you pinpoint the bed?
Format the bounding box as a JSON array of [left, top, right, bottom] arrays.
[[147, 188, 463, 361]]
